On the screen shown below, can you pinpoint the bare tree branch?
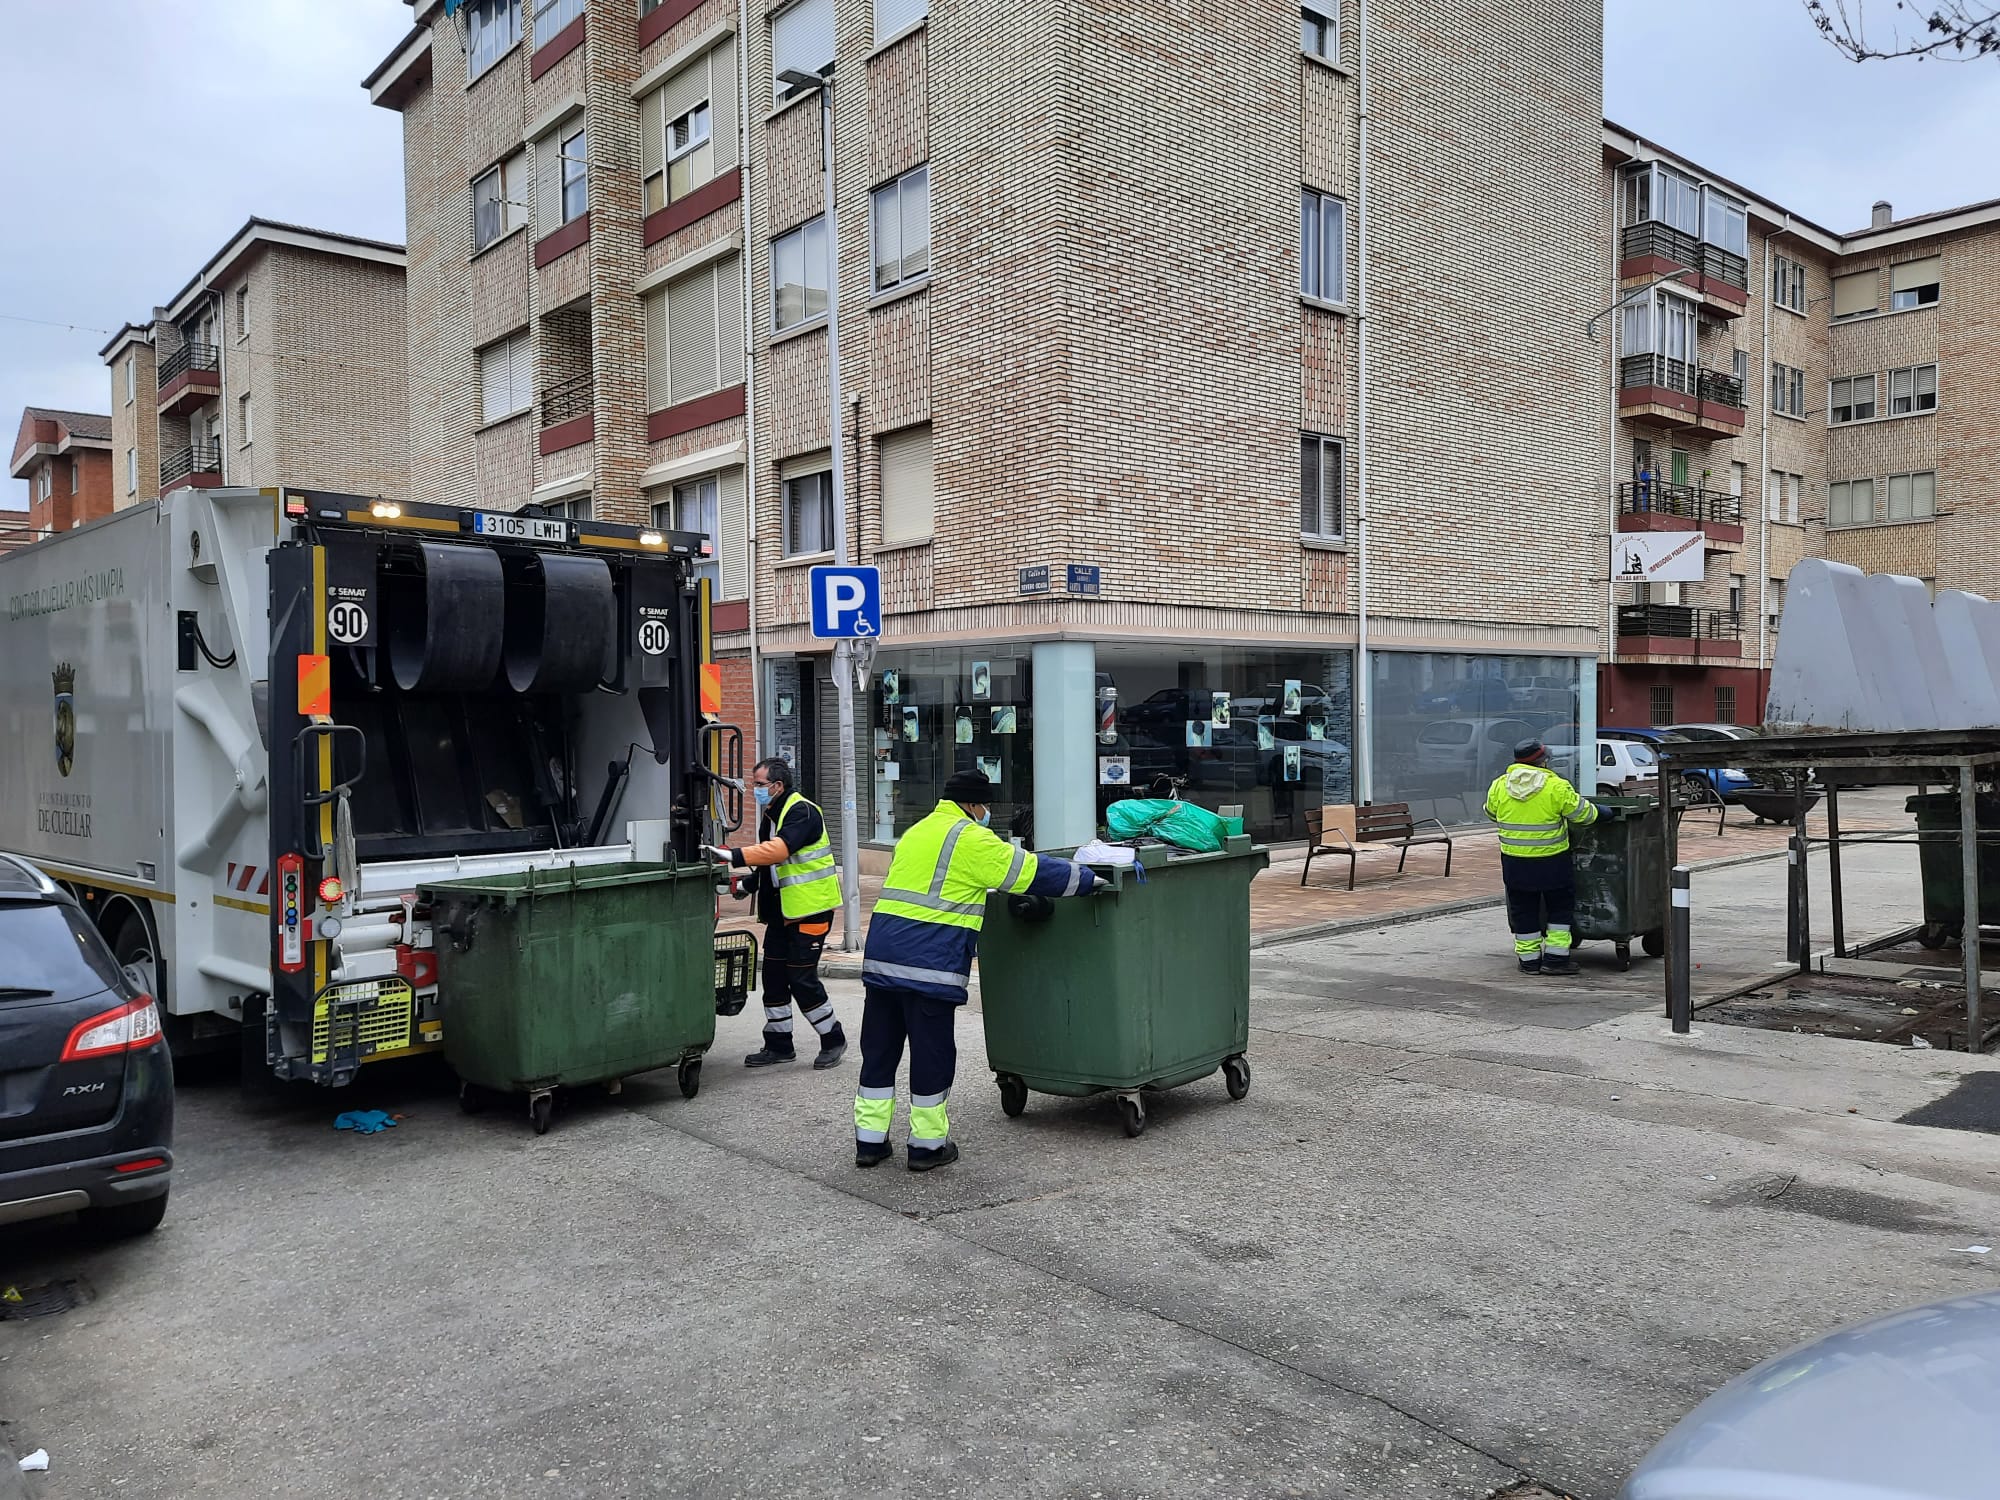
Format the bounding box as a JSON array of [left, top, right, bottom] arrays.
[[1804, 1, 2000, 60]]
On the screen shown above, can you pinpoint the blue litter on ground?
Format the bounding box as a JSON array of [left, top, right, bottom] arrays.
[[334, 1110, 397, 1134]]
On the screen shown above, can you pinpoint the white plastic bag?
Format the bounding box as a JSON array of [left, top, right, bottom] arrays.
[[1074, 839, 1136, 867]]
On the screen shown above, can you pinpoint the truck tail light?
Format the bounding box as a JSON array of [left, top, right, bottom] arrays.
[[61, 997, 163, 1061]]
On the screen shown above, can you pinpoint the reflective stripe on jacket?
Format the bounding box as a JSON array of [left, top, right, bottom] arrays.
[[861, 800, 1096, 1003], [1484, 763, 1598, 858], [771, 791, 841, 919]]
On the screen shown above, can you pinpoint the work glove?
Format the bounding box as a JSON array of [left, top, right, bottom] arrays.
[[703, 844, 737, 864]]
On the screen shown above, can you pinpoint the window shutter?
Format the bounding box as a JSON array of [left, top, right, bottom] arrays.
[[710, 36, 739, 173], [535, 130, 562, 232], [780, 452, 829, 480], [1832, 270, 1876, 318], [1891, 256, 1940, 292], [718, 467, 749, 599], [644, 289, 670, 411], [1913, 472, 1936, 517], [511, 333, 534, 414], [879, 425, 934, 544], [481, 341, 508, 420], [639, 87, 665, 185], [715, 254, 745, 387], [667, 266, 719, 405], [658, 55, 709, 128]]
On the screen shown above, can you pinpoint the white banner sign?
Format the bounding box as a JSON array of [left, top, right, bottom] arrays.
[[1611, 530, 1706, 584]]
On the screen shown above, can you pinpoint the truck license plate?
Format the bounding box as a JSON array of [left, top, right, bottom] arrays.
[[472, 512, 569, 544]]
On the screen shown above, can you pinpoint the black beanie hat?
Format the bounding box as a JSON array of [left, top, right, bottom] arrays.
[[944, 769, 993, 804]]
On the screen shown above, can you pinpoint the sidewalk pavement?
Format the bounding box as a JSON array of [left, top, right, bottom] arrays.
[[719, 796, 1898, 973]]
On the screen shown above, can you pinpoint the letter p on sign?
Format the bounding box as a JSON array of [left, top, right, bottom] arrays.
[[809, 566, 882, 639]]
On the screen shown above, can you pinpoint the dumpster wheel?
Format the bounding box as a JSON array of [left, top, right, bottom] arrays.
[[1615, 943, 1632, 972], [1641, 930, 1666, 959], [1223, 1054, 1251, 1101], [529, 1092, 555, 1135], [678, 1057, 703, 1100], [1118, 1092, 1147, 1138], [997, 1073, 1028, 1118], [1919, 922, 1955, 951]]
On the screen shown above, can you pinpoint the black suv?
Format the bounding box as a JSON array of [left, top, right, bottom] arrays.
[[0, 855, 173, 1236]]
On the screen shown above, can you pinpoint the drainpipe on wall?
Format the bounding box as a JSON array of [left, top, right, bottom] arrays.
[[738, 0, 764, 745], [1605, 176, 1620, 709], [1757, 216, 1791, 715], [1353, 0, 1372, 804]]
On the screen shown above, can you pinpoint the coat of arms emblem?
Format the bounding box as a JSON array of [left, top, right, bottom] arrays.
[[53, 662, 75, 777]]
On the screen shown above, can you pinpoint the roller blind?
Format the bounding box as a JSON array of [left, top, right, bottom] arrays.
[[657, 53, 708, 124], [879, 424, 934, 545], [639, 87, 664, 183], [1891, 256, 1940, 292], [667, 268, 718, 406], [718, 467, 748, 599], [710, 35, 739, 173], [715, 254, 744, 386], [1832, 270, 1877, 319], [643, 288, 669, 411]]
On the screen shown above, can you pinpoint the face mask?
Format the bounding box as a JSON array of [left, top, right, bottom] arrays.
[[977, 810, 991, 827], [753, 785, 773, 808]]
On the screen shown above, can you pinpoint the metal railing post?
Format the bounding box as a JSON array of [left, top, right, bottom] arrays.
[[1669, 865, 1691, 1034]]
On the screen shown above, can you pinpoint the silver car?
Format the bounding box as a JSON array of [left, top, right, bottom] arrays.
[[1623, 1290, 2000, 1499]]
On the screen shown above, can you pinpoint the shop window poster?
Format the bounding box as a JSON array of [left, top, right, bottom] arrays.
[[1211, 692, 1231, 728], [1282, 680, 1303, 715], [991, 706, 1018, 735], [1257, 720, 1275, 752], [902, 706, 921, 743], [1308, 718, 1326, 741], [971, 662, 991, 700], [955, 706, 974, 744], [976, 754, 1003, 784], [1099, 755, 1131, 786], [1283, 745, 1301, 782], [881, 669, 900, 706], [1186, 720, 1212, 749]]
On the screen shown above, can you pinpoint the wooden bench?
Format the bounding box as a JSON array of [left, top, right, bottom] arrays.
[[1302, 803, 1454, 890]]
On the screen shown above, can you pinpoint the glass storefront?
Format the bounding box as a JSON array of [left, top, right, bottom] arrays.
[[1094, 644, 1355, 844], [1368, 651, 1583, 827], [862, 645, 1036, 841]]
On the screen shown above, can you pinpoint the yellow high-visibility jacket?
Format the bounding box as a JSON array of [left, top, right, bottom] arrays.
[[1484, 762, 1598, 858]]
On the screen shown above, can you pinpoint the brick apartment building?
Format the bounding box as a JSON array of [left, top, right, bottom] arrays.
[[372, 0, 1607, 844], [1600, 128, 2000, 732], [98, 219, 410, 507], [9, 408, 115, 537]]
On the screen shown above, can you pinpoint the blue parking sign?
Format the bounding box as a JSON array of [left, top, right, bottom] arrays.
[[809, 566, 882, 638]]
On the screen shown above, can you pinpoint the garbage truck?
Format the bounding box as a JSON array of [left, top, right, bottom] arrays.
[[0, 486, 741, 1086]]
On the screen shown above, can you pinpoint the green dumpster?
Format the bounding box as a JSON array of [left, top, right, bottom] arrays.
[[1570, 796, 1669, 970], [977, 838, 1269, 1137], [422, 861, 716, 1133], [1906, 793, 2000, 947]]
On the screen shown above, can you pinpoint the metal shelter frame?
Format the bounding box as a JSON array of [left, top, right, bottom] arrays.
[[1656, 730, 2000, 1051]]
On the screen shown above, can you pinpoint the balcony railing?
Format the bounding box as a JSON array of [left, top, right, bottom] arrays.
[[540, 372, 593, 427], [160, 440, 222, 488], [1619, 356, 1746, 411], [1698, 368, 1745, 410], [1617, 482, 1743, 526], [157, 341, 220, 387], [1617, 604, 1743, 643], [1619, 223, 1750, 294]]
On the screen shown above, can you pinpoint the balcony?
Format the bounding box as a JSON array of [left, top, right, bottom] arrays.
[[1616, 604, 1743, 663], [1618, 355, 1748, 438], [160, 440, 222, 492], [538, 371, 594, 456], [156, 342, 221, 417], [1616, 480, 1744, 549], [1619, 222, 1750, 317]]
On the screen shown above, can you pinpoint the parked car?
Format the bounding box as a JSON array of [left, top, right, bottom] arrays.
[[1601, 725, 1752, 800], [1414, 716, 1537, 784], [0, 855, 173, 1237], [1596, 737, 1660, 787], [1623, 1289, 2000, 1499], [1665, 722, 1762, 741]]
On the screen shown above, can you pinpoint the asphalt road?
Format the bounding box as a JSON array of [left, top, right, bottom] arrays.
[[5, 829, 1997, 1500]]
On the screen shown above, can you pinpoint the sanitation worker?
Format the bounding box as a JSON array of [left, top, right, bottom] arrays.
[[706, 757, 847, 1070], [854, 769, 1098, 1172], [1484, 738, 1600, 976]]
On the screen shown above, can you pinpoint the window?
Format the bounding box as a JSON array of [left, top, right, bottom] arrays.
[[1732, 348, 1749, 387], [1829, 479, 1872, 527], [532, 0, 583, 41], [69, 460, 79, 494], [125, 448, 136, 494], [479, 330, 534, 422], [1767, 469, 1801, 523], [879, 425, 934, 545], [1622, 287, 1697, 362], [1771, 253, 1806, 313], [1715, 685, 1737, 724], [1300, 434, 1344, 540], [472, 153, 527, 251], [1702, 187, 1748, 257], [1829, 374, 1875, 425], [1727, 575, 1743, 617], [1787, 472, 1802, 524], [657, 478, 721, 591], [559, 123, 588, 223], [1770, 361, 1805, 417], [1623, 161, 1701, 235], [876, 0, 926, 43], [1730, 461, 1746, 502], [640, 38, 737, 214], [783, 467, 834, 556], [1649, 685, 1675, 727], [1831, 269, 1876, 320], [124, 354, 135, 405], [772, 0, 832, 89], [1887, 471, 1936, 521], [465, 0, 521, 80], [37, 467, 51, 500], [235, 285, 249, 340], [1889, 363, 1938, 416], [772, 217, 829, 330], [644, 253, 745, 409], [1891, 256, 1940, 311], [238, 393, 252, 447], [1299, 189, 1347, 304], [544, 496, 592, 521], [1300, 2, 1336, 59], [871, 166, 930, 293]]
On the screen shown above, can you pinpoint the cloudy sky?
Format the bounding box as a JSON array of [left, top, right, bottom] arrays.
[[4, 0, 1997, 511]]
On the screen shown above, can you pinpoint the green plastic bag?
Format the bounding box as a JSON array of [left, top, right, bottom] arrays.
[[1103, 798, 1228, 853]]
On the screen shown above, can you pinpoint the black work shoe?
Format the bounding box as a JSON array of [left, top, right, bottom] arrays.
[[1541, 955, 1579, 976], [813, 1041, 847, 1070], [744, 1047, 797, 1068], [1518, 958, 1543, 975], [855, 1141, 894, 1168], [906, 1141, 961, 1173]]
